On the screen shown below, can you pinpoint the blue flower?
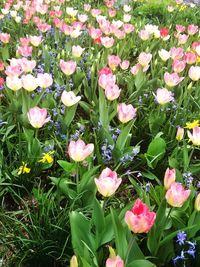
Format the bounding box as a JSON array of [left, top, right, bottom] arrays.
[[176, 231, 187, 245]]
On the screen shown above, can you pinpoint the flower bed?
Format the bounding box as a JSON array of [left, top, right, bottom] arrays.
[[0, 0, 200, 266]]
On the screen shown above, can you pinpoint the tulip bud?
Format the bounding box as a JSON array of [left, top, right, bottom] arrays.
[[194, 193, 200, 211], [164, 168, 176, 189], [70, 255, 78, 267], [176, 127, 184, 141]]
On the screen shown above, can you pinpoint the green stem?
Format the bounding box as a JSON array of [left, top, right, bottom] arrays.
[[76, 162, 79, 186]]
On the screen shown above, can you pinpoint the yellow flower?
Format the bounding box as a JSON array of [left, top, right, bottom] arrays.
[[65, 16, 76, 24], [197, 57, 200, 63], [38, 151, 54, 164], [18, 162, 31, 175], [185, 120, 200, 129]]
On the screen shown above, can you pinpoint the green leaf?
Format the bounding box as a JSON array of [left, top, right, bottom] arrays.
[[116, 121, 134, 153], [125, 236, 144, 264], [135, 69, 146, 91], [92, 198, 105, 248], [110, 208, 128, 259], [99, 87, 109, 128], [57, 160, 76, 173], [127, 259, 155, 267], [145, 136, 166, 169], [78, 166, 100, 193]]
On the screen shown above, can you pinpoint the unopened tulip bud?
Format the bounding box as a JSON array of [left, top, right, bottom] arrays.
[[194, 193, 200, 211], [176, 127, 184, 141], [164, 168, 176, 189], [70, 255, 78, 267]]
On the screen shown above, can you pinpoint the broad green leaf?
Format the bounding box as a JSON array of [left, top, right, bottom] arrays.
[[116, 121, 134, 152], [57, 160, 76, 173], [127, 259, 155, 267]]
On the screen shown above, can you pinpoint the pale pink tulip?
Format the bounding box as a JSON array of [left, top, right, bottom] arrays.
[[187, 25, 198, 35], [27, 107, 50, 128], [154, 88, 174, 105], [120, 60, 130, 70], [108, 55, 121, 70], [72, 45, 85, 58], [6, 76, 22, 91], [60, 60, 76, 76], [29, 35, 43, 46], [106, 255, 124, 267], [37, 73, 53, 88], [117, 103, 137, 123], [100, 36, 114, 48], [158, 49, 170, 61], [172, 60, 186, 73], [164, 72, 184, 87], [188, 66, 200, 81], [68, 139, 94, 162], [98, 73, 116, 90], [164, 168, 176, 189], [0, 33, 10, 43], [95, 168, 122, 197], [165, 182, 191, 207], [138, 52, 152, 67], [176, 127, 184, 141], [21, 74, 38, 91], [170, 47, 183, 60], [184, 52, 197, 65], [187, 126, 200, 146], [105, 84, 121, 101], [61, 91, 81, 107]]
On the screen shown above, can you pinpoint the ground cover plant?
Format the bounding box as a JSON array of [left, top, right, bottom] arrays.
[[0, 0, 200, 266]]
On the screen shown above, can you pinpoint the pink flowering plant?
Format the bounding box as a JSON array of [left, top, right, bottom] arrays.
[[0, 0, 200, 266]]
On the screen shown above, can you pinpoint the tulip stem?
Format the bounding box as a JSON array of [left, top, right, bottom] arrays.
[[35, 128, 39, 139], [76, 162, 79, 186], [125, 234, 136, 265]]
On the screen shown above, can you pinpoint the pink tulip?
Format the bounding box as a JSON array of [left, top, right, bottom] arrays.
[[108, 9, 117, 18], [95, 168, 122, 197], [89, 28, 102, 39], [20, 58, 36, 73], [165, 182, 191, 207], [108, 55, 121, 70], [176, 126, 184, 141], [60, 60, 77, 76], [114, 29, 126, 40], [187, 25, 198, 35], [98, 73, 116, 90], [138, 30, 150, 41], [91, 8, 101, 17], [5, 65, 22, 77], [188, 66, 200, 81], [176, 25, 185, 33], [123, 24, 134, 34], [105, 84, 121, 101], [0, 33, 10, 43], [17, 45, 33, 57], [78, 14, 88, 23], [125, 199, 156, 233], [72, 45, 85, 58], [100, 36, 114, 48], [120, 60, 130, 70], [68, 139, 94, 162], [117, 103, 137, 123], [164, 168, 176, 189], [130, 64, 141, 75], [154, 88, 174, 105], [98, 67, 112, 76], [178, 34, 188, 45], [164, 72, 184, 87], [61, 91, 81, 107], [138, 52, 152, 67], [20, 37, 30, 46], [187, 126, 200, 146], [84, 4, 91, 12], [37, 73, 53, 88], [184, 52, 197, 65], [27, 107, 50, 128], [170, 47, 183, 60], [106, 255, 124, 267], [172, 60, 186, 73]]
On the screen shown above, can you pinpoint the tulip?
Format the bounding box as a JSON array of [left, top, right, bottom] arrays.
[[100, 37, 114, 48], [164, 168, 176, 190], [29, 35, 43, 46], [17, 45, 33, 57], [184, 52, 197, 65], [165, 182, 191, 207], [6, 76, 22, 91], [21, 74, 38, 91], [138, 52, 152, 67], [164, 72, 184, 87], [188, 66, 200, 81], [120, 60, 130, 70], [170, 47, 183, 60], [105, 84, 121, 101], [61, 91, 81, 107], [106, 255, 124, 267], [130, 64, 140, 76], [123, 24, 134, 34], [176, 127, 184, 141], [27, 107, 50, 128], [125, 198, 156, 233], [68, 139, 94, 162], [108, 55, 121, 70], [60, 60, 77, 76], [72, 45, 85, 58], [138, 30, 150, 41], [194, 193, 200, 211], [37, 73, 53, 88], [95, 168, 122, 197], [70, 255, 78, 267], [187, 25, 198, 35], [158, 49, 170, 61], [98, 73, 116, 90], [178, 34, 189, 45], [0, 33, 10, 43], [98, 67, 112, 76], [172, 60, 186, 73], [187, 126, 200, 146], [176, 24, 185, 33], [154, 88, 174, 105], [20, 58, 36, 73], [117, 103, 137, 123]]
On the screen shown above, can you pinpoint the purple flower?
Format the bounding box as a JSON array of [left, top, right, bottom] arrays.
[[176, 231, 187, 245]]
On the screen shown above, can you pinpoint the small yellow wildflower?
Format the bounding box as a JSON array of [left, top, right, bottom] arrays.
[[18, 162, 31, 175], [197, 57, 200, 63], [65, 17, 76, 24], [38, 151, 54, 164], [185, 120, 200, 129]]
